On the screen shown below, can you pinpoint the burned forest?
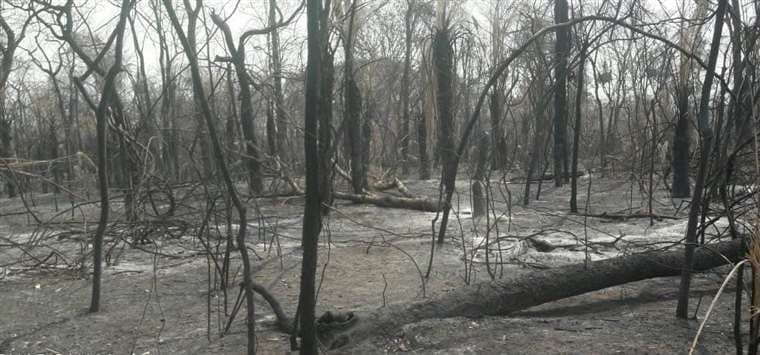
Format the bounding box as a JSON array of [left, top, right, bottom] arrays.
[[3, 0, 760, 353]]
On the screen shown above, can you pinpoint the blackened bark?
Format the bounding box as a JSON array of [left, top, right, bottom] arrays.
[[269, 0, 288, 159], [418, 109, 430, 180], [0, 14, 20, 198], [472, 131, 489, 217], [344, 1, 365, 194], [400, 0, 415, 175], [676, 0, 728, 319], [433, 27, 455, 244], [318, 38, 334, 215], [167, 4, 257, 353], [671, 87, 691, 198], [89, 0, 132, 313], [213, 16, 265, 195], [266, 99, 278, 156], [570, 46, 586, 213], [298, 0, 324, 352], [552, 0, 570, 187]]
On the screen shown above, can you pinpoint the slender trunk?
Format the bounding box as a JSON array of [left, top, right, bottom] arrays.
[[344, 0, 364, 194], [590, 57, 606, 173], [671, 86, 692, 198], [0, 30, 17, 198], [90, 0, 132, 312], [490, 87, 504, 170], [570, 46, 586, 213], [472, 131, 488, 217], [552, 0, 570, 187], [213, 16, 264, 195], [167, 5, 257, 353], [269, 0, 288, 159], [319, 19, 335, 214], [0, 96, 14, 197], [225, 63, 240, 153], [400, 1, 415, 175], [298, 0, 324, 352], [418, 109, 430, 180], [676, 0, 728, 319]]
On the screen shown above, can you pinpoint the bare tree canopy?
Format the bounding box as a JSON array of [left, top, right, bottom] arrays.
[[2, 0, 760, 354]]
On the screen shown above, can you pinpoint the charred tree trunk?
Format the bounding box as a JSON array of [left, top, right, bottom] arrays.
[[213, 16, 265, 195], [552, 0, 570, 187], [266, 99, 278, 156], [88, 0, 132, 313], [362, 100, 372, 189], [168, 4, 258, 354], [434, 22, 456, 244], [400, 0, 416, 176], [570, 45, 586, 213], [269, 0, 288, 160], [334, 191, 444, 212], [319, 50, 335, 215], [344, 0, 366, 194], [0, 94, 14, 198], [0, 14, 21, 198], [318, 22, 335, 216], [472, 131, 489, 217], [323, 239, 744, 350], [671, 87, 691, 198], [154, 2, 179, 182], [225, 63, 240, 153], [298, 0, 325, 352], [590, 56, 607, 174], [670, 0, 709, 199], [418, 109, 430, 180], [490, 88, 507, 170], [676, 0, 728, 319]]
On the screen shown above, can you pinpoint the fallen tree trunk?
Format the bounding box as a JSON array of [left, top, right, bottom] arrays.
[[579, 212, 680, 221], [333, 191, 445, 212], [320, 239, 744, 349], [511, 171, 585, 183]]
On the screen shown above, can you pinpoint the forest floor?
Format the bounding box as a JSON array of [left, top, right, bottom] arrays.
[[0, 174, 749, 354]]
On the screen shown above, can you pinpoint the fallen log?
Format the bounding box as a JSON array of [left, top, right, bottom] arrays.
[[580, 212, 680, 221], [319, 239, 744, 349], [511, 171, 585, 183], [333, 191, 445, 212], [392, 178, 415, 198]]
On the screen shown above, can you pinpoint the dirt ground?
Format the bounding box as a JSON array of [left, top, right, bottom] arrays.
[[0, 175, 748, 354]]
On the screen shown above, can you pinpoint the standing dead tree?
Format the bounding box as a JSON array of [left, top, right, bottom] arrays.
[[434, 0, 456, 245], [162, 0, 259, 353], [671, 0, 709, 198], [268, 0, 289, 161], [552, 0, 570, 187], [522, 15, 551, 207], [298, 0, 326, 352], [343, 0, 367, 194], [0, 2, 36, 198], [211, 13, 269, 195], [676, 0, 729, 319], [33, 0, 135, 312], [86, 0, 131, 312], [432, 13, 729, 247], [399, 0, 419, 175], [570, 4, 589, 213]]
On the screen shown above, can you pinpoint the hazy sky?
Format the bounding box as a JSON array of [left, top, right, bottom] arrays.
[[3, 0, 744, 89]]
